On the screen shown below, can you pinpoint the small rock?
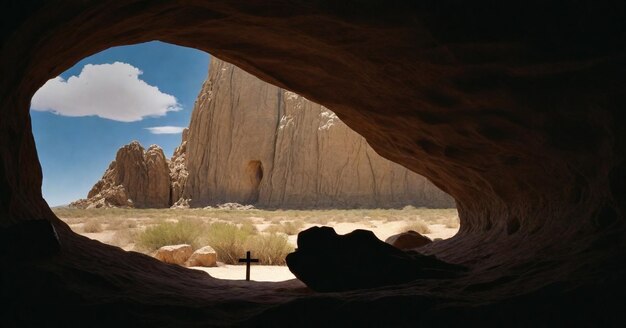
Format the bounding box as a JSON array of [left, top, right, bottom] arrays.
[[154, 244, 193, 265], [171, 198, 191, 209], [385, 230, 432, 250], [216, 203, 255, 210], [186, 246, 217, 267]]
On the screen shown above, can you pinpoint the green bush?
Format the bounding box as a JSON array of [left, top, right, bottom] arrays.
[[137, 219, 206, 251], [244, 233, 294, 265]]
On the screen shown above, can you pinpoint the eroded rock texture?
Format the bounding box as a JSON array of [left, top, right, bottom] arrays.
[[169, 128, 189, 205], [71, 141, 171, 208], [183, 58, 453, 208], [1, 1, 626, 327], [76, 59, 451, 209]]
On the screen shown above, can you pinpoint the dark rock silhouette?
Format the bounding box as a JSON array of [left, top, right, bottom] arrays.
[[287, 227, 465, 292]]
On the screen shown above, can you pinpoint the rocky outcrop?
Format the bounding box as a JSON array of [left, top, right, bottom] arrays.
[[169, 128, 189, 204], [154, 244, 193, 265], [182, 58, 453, 209], [71, 142, 171, 208], [385, 231, 432, 250]]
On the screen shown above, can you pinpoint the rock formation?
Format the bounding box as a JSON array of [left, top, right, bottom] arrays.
[[169, 128, 189, 204], [74, 59, 453, 209], [154, 244, 193, 265], [181, 58, 453, 208], [71, 142, 171, 208]]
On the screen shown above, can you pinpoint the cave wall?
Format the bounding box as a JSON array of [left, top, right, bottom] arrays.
[[1, 1, 625, 326]]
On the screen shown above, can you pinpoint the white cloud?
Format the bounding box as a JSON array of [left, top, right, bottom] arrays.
[[31, 62, 180, 122], [145, 126, 186, 134]]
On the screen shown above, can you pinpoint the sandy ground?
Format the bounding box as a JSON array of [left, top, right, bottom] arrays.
[[73, 220, 458, 282], [192, 265, 297, 282]]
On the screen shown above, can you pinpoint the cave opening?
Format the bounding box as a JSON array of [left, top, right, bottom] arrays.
[[3, 2, 625, 326], [246, 160, 263, 203], [29, 40, 458, 285]]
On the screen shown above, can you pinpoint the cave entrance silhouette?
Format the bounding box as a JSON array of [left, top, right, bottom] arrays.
[[2, 2, 625, 327], [29, 41, 457, 285]]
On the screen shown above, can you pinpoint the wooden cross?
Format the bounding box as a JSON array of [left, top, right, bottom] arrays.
[[238, 251, 259, 281]]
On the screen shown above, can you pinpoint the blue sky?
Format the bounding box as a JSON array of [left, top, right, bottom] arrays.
[[30, 41, 210, 206]]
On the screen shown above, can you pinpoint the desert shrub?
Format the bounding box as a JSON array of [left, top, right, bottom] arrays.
[[137, 219, 207, 251], [263, 220, 304, 235], [82, 220, 103, 233], [311, 216, 330, 225], [202, 222, 249, 264], [263, 224, 282, 234], [244, 233, 294, 265], [110, 229, 139, 248], [399, 220, 431, 234], [443, 216, 460, 229], [106, 219, 138, 230], [239, 220, 259, 235], [200, 223, 295, 265]]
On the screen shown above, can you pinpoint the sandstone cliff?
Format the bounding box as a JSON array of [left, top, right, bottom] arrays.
[[169, 128, 189, 205], [181, 58, 453, 208], [71, 141, 171, 208], [74, 59, 453, 209]]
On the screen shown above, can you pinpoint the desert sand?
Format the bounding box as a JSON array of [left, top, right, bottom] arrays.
[[59, 207, 459, 282]]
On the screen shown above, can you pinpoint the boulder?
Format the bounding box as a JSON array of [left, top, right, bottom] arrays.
[[385, 230, 432, 250], [186, 246, 217, 267], [286, 227, 466, 292], [154, 244, 193, 265]]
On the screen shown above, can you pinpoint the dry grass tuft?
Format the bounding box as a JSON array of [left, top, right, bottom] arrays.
[[244, 233, 294, 265], [110, 229, 139, 248], [263, 220, 304, 235], [399, 220, 431, 234], [82, 220, 103, 233], [137, 219, 207, 251]]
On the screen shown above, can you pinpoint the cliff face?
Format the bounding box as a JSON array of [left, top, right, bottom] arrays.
[[73, 59, 452, 209], [182, 58, 453, 208]]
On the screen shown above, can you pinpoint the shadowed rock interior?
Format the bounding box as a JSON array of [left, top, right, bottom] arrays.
[[1, 1, 625, 326]]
